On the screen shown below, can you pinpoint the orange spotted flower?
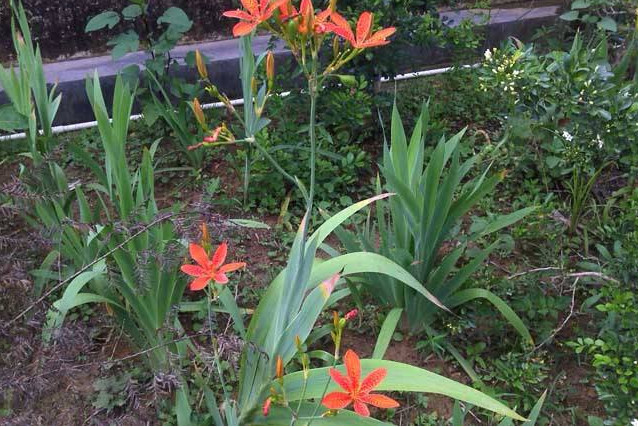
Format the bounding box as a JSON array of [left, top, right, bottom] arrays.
[[297, 0, 331, 35], [277, 0, 298, 21], [322, 349, 399, 417], [223, 0, 288, 37], [181, 242, 246, 290], [327, 11, 396, 48]]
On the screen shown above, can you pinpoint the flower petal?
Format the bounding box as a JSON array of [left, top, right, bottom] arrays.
[[189, 243, 210, 269], [329, 368, 352, 392], [190, 276, 210, 291], [240, 0, 259, 15], [232, 21, 258, 36], [212, 242, 228, 269], [360, 368, 387, 393], [329, 12, 355, 44], [213, 272, 229, 284], [266, 0, 289, 16], [218, 262, 247, 273], [180, 264, 206, 277], [360, 393, 400, 409], [353, 401, 370, 417], [222, 9, 254, 20], [360, 27, 396, 47], [343, 349, 361, 392], [356, 12, 373, 43], [321, 392, 352, 410]]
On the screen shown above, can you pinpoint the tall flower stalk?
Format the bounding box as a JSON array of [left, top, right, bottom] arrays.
[[204, 0, 396, 211]]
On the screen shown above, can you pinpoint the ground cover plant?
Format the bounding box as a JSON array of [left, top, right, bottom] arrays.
[[1, 0, 638, 426]]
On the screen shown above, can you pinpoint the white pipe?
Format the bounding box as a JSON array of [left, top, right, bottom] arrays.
[[380, 63, 479, 82], [0, 65, 471, 142]]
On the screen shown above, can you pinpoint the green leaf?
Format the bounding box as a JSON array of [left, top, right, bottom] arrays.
[[560, 11, 579, 21], [523, 390, 547, 426], [31, 250, 60, 298], [157, 7, 192, 32], [122, 4, 143, 20], [254, 402, 390, 425], [545, 156, 561, 169], [142, 102, 161, 127], [175, 385, 192, 426], [447, 288, 533, 345], [596, 108, 612, 120], [372, 308, 403, 359], [336, 75, 358, 87], [281, 359, 525, 421], [571, 0, 590, 9], [85, 11, 120, 32], [478, 206, 537, 237], [0, 104, 27, 131], [597, 17, 617, 32], [108, 30, 140, 60]]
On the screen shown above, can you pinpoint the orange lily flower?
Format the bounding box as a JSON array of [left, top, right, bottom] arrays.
[[278, 0, 298, 21], [181, 242, 246, 290], [322, 349, 399, 417], [327, 12, 396, 48], [298, 0, 331, 35], [223, 0, 288, 37]]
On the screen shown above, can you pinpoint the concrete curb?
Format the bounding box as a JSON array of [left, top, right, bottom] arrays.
[[0, 5, 560, 126]]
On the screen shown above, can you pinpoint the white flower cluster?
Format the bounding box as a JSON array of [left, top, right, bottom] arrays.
[[479, 47, 525, 103]]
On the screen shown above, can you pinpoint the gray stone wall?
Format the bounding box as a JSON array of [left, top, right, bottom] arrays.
[[0, 0, 234, 61]]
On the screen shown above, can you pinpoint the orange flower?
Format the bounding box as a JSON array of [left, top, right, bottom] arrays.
[[277, 0, 298, 21], [223, 0, 288, 37], [327, 12, 396, 48], [298, 0, 331, 35], [181, 242, 246, 291], [322, 349, 399, 417]]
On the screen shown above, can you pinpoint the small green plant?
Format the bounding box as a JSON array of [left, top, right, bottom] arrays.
[[335, 102, 535, 338], [559, 0, 636, 34], [479, 36, 638, 176], [85, 1, 192, 62], [0, 0, 61, 164], [567, 286, 638, 423], [85, 1, 207, 170]]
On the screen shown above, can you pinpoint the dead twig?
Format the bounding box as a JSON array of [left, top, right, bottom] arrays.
[[6, 211, 181, 327], [529, 278, 579, 354], [507, 266, 562, 280]]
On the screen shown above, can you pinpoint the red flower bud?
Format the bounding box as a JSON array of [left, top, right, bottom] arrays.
[[262, 397, 272, 416], [344, 309, 358, 321]]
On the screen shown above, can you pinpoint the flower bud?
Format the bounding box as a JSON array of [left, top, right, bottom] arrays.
[[287, 19, 299, 39], [201, 222, 211, 250], [333, 311, 339, 328], [329, 0, 337, 12], [295, 335, 303, 352], [195, 49, 208, 79], [203, 126, 223, 144], [262, 397, 272, 416], [266, 51, 275, 90], [344, 309, 358, 321], [192, 98, 206, 129], [276, 355, 284, 379], [332, 36, 340, 58]]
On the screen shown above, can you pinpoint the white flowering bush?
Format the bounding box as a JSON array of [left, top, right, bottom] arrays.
[[479, 36, 638, 176]]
